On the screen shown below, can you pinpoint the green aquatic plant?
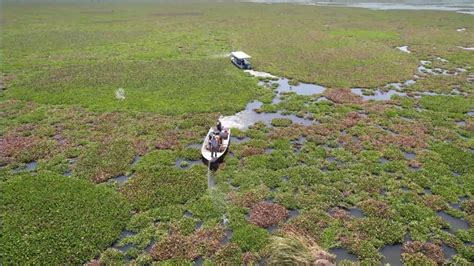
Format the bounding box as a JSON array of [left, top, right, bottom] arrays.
[[232, 224, 269, 252], [1, 172, 130, 264]]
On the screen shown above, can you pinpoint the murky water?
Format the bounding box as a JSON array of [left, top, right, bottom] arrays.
[[437, 211, 470, 231], [109, 174, 131, 185], [442, 243, 457, 259], [112, 230, 136, 253], [381, 244, 402, 266], [348, 207, 364, 217], [404, 152, 416, 160], [193, 256, 204, 266], [288, 209, 300, 219], [131, 155, 141, 166], [13, 161, 37, 173], [329, 248, 358, 262]]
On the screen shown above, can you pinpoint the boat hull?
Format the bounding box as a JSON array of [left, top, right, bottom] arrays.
[[231, 58, 252, 70], [201, 128, 231, 162]]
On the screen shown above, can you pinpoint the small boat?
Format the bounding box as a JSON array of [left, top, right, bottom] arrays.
[[230, 51, 252, 70], [201, 128, 231, 162]]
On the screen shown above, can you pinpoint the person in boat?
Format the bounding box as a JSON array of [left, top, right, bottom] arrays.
[[210, 135, 218, 158], [207, 135, 213, 150], [216, 120, 223, 132]]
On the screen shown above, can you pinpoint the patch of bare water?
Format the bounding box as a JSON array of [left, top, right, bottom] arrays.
[[351, 88, 406, 101], [381, 244, 403, 266], [220, 100, 313, 129], [437, 211, 470, 232], [329, 248, 358, 262], [13, 161, 37, 173], [272, 78, 326, 96]]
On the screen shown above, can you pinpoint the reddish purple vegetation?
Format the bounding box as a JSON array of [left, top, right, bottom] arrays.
[[324, 89, 363, 104], [358, 199, 393, 218], [239, 146, 265, 158], [0, 135, 40, 163], [340, 112, 364, 128], [249, 201, 289, 228], [228, 189, 267, 208], [151, 226, 225, 261], [423, 195, 447, 211], [269, 125, 306, 140], [329, 207, 350, 220], [155, 138, 179, 150], [133, 139, 148, 155], [462, 199, 474, 215], [402, 241, 445, 264], [242, 251, 259, 264]]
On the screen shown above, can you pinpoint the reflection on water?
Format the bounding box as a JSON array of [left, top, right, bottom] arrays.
[[245, 1, 474, 15], [220, 100, 313, 129], [272, 78, 326, 96]]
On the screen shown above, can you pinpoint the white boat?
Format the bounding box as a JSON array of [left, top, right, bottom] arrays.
[[230, 51, 252, 70], [201, 128, 231, 162]]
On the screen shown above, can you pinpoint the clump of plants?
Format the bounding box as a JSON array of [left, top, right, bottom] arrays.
[[266, 229, 335, 265], [1, 172, 130, 264], [249, 201, 289, 228], [271, 118, 293, 127], [402, 241, 445, 264], [324, 89, 362, 104], [150, 226, 225, 261]]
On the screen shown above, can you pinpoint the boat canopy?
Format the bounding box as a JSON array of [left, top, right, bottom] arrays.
[[231, 51, 251, 59]]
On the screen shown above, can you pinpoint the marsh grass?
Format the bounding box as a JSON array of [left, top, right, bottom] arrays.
[[1, 2, 473, 265]]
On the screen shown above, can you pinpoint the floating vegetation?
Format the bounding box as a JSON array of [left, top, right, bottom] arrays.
[[1, 2, 473, 265]]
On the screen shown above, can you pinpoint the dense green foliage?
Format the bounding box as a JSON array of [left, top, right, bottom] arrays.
[[0, 2, 473, 265], [0, 172, 130, 264]]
